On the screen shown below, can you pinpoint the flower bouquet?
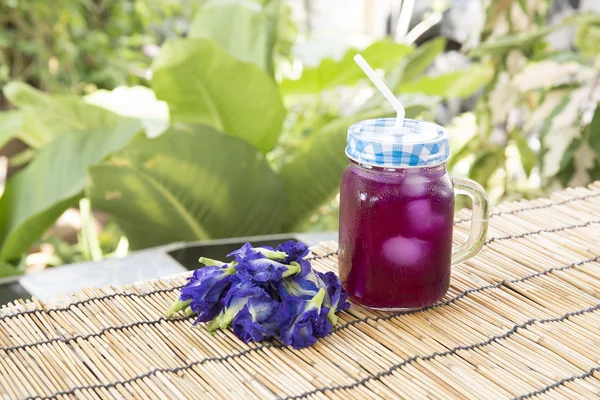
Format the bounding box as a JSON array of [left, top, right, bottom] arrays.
[[166, 241, 350, 349]]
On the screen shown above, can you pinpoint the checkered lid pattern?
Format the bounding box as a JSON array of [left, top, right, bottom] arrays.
[[346, 118, 450, 168]]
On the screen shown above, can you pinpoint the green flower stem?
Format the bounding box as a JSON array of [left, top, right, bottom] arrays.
[[282, 261, 301, 278], [199, 257, 225, 267], [184, 306, 195, 317], [206, 316, 222, 332], [308, 288, 326, 311], [165, 299, 191, 318], [257, 248, 286, 260], [224, 262, 238, 274], [327, 308, 338, 326]]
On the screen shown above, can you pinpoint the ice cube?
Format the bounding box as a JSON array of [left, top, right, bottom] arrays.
[[406, 199, 431, 219], [402, 175, 429, 197], [383, 235, 431, 267], [405, 199, 448, 239]]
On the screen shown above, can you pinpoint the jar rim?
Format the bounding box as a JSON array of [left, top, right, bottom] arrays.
[[346, 118, 450, 168], [346, 153, 449, 170]]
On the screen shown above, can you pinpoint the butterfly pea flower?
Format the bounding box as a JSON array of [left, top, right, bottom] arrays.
[[228, 242, 287, 263], [231, 296, 279, 343], [316, 271, 351, 326], [276, 288, 332, 349], [236, 257, 304, 283], [276, 240, 309, 263], [207, 279, 278, 334], [165, 261, 236, 320], [278, 270, 320, 300], [166, 240, 350, 350], [277, 241, 312, 277]]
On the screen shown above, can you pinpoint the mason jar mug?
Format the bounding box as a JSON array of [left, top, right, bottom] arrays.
[[338, 118, 489, 310]]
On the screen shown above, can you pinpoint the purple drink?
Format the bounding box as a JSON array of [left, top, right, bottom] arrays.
[[339, 162, 454, 309], [338, 118, 488, 310]]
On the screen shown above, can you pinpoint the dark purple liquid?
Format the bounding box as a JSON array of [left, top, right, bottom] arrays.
[[338, 162, 454, 309]]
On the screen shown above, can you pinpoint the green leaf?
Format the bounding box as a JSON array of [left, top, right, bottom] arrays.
[[511, 129, 536, 177], [189, 0, 278, 75], [575, 22, 600, 56], [0, 118, 142, 263], [397, 37, 446, 87], [0, 260, 20, 278], [280, 40, 413, 94], [87, 124, 285, 250], [468, 148, 504, 187], [398, 63, 494, 99], [554, 137, 582, 187], [152, 39, 285, 154], [471, 25, 556, 58], [0, 111, 23, 149], [588, 160, 600, 182], [589, 106, 600, 154], [7, 148, 35, 168], [538, 94, 571, 141], [471, 12, 600, 58], [280, 99, 431, 231], [536, 89, 583, 181], [3, 82, 122, 148]]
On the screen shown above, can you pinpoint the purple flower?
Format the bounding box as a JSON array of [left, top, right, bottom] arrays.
[[228, 242, 286, 263], [233, 247, 303, 284], [167, 240, 348, 350], [276, 288, 332, 349], [236, 258, 291, 283], [189, 299, 223, 324], [165, 263, 235, 319], [231, 294, 278, 343], [181, 266, 233, 303], [316, 271, 351, 326], [278, 271, 320, 300], [276, 240, 309, 264], [207, 280, 278, 333]]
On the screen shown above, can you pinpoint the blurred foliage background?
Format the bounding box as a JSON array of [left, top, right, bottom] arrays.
[[0, 0, 202, 98], [0, 0, 599, 274]]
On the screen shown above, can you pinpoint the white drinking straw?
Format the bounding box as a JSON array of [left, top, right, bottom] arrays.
[[354, 54, 405, 129]]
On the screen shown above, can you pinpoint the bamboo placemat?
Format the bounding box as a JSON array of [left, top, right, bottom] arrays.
[[4, 183, 600, 399]]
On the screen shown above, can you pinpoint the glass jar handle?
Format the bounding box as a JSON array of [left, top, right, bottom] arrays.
[[451, 176, 489, 265]]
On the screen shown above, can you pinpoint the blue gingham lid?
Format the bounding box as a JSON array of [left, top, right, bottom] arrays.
[[346, 118, 450, 168]]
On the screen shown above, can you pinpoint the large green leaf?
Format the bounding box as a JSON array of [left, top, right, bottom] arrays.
[[152, 39, 285, 154], [280, 40, 413, 95], [189, 0, 278, 75], [398, 63, 494, 99], [0, 111, 23, 149], [280, 100, 433, 231], [0, 260, 21, 278], [3, 82, 122, 148], [0, 118, 142, 263], [87, 125, 285, 249], [397, 37, 446, 87]]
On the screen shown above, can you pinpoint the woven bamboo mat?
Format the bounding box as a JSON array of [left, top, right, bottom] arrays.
[[4, 184, 600, 399]]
